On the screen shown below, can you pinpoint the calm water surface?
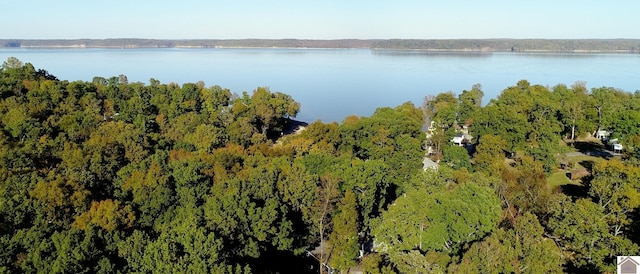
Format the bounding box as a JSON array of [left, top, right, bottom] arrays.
[[1, 48, 639, 122]]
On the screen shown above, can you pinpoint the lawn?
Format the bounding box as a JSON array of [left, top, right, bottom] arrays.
[[548, 154, 604, 187], [547, 171, 576, 187], [566, 155, 605, 170], [549, 149, 609, 187]]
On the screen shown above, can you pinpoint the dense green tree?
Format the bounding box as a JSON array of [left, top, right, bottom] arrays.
[[552, 82, 596, 141], [328, 190, 359, 272], [591, 86, 626, 132], [457, 84, 484, 126], [298, 121, 341, 154], [227, 116, 258, 148], [473, 134, 507, 175], [612, 109, 640, 146], [312, 174, 341, 273], [170, 150, 211, 208], [275, 157, 318, 233], [340, 158, 389, 231], [200, 85, 232, 124], [117, 151, 175, 228], [526, 84, 561, 144], [388, 250, 445, 274], [454, 213, 563, 273], [118, 204, 238, 273], [548, 196, 639, 273], [474, 81, 559, 153], [373, 181, 501, 269], [498, 156, 556, 219], [17, 226, 122, 274], [1, 99, 40, 140], [475, 99, 528, 152], [338, 102, 424, 192], [184, 123, 226, 152], [525, 139, 561, 174], [235, 87, 300, 137], [589, 160, 640, 236], [424, 92, 458, 129], [0, 57, 29, 97], [204, 159, 299, 260], [443, 145, 472, 170]]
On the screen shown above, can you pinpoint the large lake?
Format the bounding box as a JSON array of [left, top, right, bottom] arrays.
[[1, 48, 639, 122]]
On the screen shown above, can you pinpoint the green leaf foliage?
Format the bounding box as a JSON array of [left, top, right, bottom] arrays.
[[454, 213, 563, 273], [373, 181, 501, 267], [443, 145, 472, 171], [2, 58, 640, 273], [548, 197, 639, 273], [328, 190, 359, 272]]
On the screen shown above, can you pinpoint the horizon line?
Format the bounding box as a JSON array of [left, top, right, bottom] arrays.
[[4, 38, 640, 41]]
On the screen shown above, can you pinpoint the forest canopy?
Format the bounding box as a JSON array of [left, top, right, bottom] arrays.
[[0, 57, 639, 273]]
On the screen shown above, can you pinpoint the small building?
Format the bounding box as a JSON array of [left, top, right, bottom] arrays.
[[423, 157, 439, 171], [608, 138, 624, 154], [425, 121, 437, 139], [596, 130, 610, 140], [426, 145, 434, 155], [618, 256, 639, 274], [452, 134, 464, 146], [613, 143, 623, 154], [451, 133, 473, 146]]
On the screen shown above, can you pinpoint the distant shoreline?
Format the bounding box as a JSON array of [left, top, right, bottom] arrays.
[[2, 39, 640, 53]]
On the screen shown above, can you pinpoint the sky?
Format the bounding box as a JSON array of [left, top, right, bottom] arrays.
[[1, 0, 639, 39]]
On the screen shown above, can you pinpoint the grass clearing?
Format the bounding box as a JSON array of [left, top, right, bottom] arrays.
[[547, 171, 576, 187], [566, 155, 605, 170], [550, 154, 601, 187]]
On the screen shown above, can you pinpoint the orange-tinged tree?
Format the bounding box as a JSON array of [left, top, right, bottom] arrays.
[[30, 172, 90, 225], [73, 199, 135, 231]]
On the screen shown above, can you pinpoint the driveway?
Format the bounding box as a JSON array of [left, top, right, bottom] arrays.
[[566, 150, 617, 158]]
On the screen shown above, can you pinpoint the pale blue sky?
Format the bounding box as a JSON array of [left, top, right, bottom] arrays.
[[1, 0, 638, 39]]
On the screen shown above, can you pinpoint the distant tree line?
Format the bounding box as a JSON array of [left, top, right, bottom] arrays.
[[372, 39, 640, 52], [2, 38, 640, 52]]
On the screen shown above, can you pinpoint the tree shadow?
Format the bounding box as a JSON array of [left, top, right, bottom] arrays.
[[578, 160, 595, 171], [560, 175, 592, 200], [572, 141, 612, 159], [573, 140, 604, 151], [246, 247, 317, 274], [627, 210, 640, 245]]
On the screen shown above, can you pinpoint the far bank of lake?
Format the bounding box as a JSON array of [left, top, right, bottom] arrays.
[[1, 48, 638, 122]]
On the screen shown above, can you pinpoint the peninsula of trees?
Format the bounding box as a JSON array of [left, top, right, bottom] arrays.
[[1, 57, 639, 273], [2, 38, 640, 52]]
